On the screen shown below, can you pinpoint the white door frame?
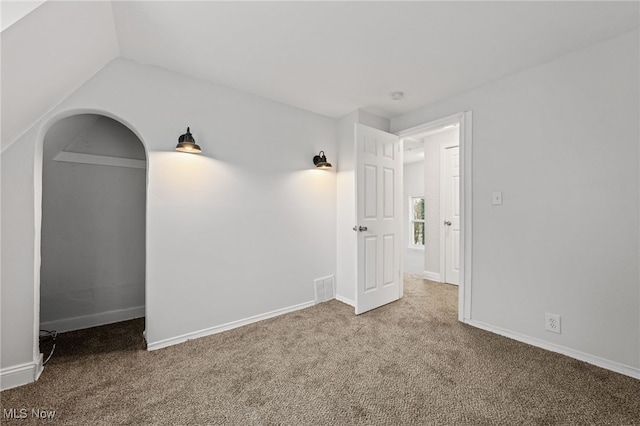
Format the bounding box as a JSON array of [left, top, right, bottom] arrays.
[[396, 111, 472, 322]]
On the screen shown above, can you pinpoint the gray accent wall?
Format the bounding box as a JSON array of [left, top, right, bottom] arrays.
[[40, 116, 146, 331]]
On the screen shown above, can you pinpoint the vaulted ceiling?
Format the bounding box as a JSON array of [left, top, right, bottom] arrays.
[[2, 1, 638, 150]]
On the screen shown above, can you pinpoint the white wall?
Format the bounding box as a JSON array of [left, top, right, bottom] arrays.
[[40, 116, 146, 332], [403, 161, 424, 275], [0, 1, 119, 150], [0, 1, 47, 31], [391, 30, 640, 373], [1, 58, 337, 388], [1, 124, 39, 386]]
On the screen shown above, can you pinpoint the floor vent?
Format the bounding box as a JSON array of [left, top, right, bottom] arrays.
[[314, 275, 335, 304]]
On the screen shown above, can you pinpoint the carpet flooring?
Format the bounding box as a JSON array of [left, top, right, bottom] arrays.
[[2, 275, 639, 425]]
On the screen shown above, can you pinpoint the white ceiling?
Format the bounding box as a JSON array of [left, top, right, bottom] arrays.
[[0, 0, 46, 31], [2, 1, 639, 150], [1, 0, 119, 150], [111, 1, 640, 119]]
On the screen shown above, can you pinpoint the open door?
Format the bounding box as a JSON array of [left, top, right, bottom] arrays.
[[442, 144, 460, 285], [355, 124, 402, 314]]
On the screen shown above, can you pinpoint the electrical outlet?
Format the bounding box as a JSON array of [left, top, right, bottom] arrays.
[[545, 313, 561, 334]]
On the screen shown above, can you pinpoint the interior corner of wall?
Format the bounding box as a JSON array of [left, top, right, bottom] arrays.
[[355, 109, 390, 132]]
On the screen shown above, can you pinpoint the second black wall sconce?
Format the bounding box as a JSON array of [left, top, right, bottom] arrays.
[[313, 151, 332, 169]]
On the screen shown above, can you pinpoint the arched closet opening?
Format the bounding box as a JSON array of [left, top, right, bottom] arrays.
[[39, 114, 146, 360]]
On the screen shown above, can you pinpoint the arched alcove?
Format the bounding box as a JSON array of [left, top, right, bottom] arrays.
[[39, 113, 147, 342]]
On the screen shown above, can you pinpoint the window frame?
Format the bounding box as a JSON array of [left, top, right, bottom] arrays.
[[408, 195, 425, 250]]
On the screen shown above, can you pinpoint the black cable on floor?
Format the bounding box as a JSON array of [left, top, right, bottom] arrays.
[[39, 329, 57, 365]]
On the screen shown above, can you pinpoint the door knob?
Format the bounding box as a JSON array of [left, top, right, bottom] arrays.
[[444, 221, 452, 226], [353, 226, 368, 232]]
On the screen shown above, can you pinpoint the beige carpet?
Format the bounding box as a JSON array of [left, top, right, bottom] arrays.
[[2, 275, 639, 425]]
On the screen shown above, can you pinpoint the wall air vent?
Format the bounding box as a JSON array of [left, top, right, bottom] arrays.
[[314, 275, 335, 304]]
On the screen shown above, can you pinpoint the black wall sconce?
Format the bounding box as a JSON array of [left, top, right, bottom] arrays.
[[313, 151, 332, 169], [176, 127, 202, 154]]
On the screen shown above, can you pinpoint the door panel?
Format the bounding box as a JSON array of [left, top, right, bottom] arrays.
[[364, 236, 377, 291], [355, 124, 402, 314], [364, 165, 377, 218], [383, 168, 394, 218], [383, 234, 395, 286]]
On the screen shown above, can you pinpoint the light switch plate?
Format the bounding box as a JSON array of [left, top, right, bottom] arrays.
[[492, 192, 503, 205]]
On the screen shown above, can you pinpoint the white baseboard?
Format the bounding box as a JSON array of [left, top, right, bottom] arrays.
[[423, 271, 441, 282], [466, 319, 640, 380], [1, 354, 43, 391], [40, 306, 145, 333], [147, 300, 315, 351], [335, 294, 355, 307]]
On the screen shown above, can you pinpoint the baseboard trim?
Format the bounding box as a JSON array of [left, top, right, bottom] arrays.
[[335, 294, 355, 307], [1, 354, 43, 391], [423, 271, 441, 282], [34, 353, 43, 381], [466, 319, 640, 380], [147, 300, 315, 351], [40, 306, 145, 333]]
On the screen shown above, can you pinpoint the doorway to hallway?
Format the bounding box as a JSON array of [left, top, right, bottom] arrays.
[[397, 111, 472, 321]]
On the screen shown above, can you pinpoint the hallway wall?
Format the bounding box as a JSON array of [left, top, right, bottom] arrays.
[[403, 160, 424, 275]]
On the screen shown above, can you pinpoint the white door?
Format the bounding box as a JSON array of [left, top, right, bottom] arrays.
[[443, 145, 460, 285], [355, 124, 402, 315]]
